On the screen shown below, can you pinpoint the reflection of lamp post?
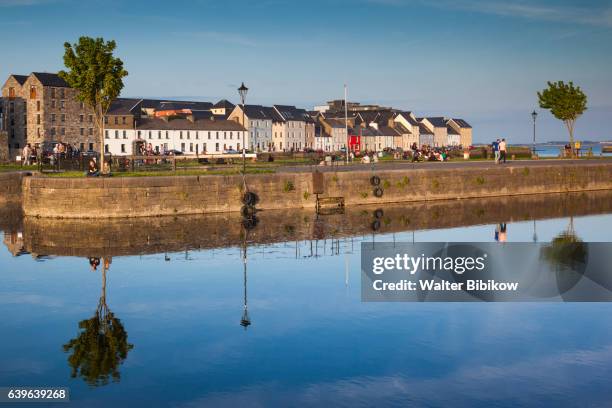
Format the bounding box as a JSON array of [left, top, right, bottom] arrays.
[[531, 110, 538, 157], [238, 82, 249, 176], [239, 226, 251, 330], [532, 219, 538, 243]]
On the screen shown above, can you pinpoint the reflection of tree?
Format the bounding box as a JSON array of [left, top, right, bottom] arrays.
[[63, 258, 133, 386], [542, 217, 586, 269], [540, 217, 588, 296]]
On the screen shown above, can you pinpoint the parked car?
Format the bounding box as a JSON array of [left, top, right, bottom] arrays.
[[164, 149, 184, 156], [223, 149, 239, 154]]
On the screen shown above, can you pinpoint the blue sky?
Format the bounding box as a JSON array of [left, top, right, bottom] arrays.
[[1, 0, 611, 143]]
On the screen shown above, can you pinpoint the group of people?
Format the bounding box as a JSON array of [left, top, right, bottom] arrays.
[[410, 143, 451, 162], [21, 142, 82, 166], [491, 138, 508, 164]]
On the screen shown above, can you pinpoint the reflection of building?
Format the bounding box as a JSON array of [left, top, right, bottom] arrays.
[[3, 231, 26, 256]]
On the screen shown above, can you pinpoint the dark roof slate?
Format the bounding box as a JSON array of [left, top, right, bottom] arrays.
[[32, 72, 69, 87]]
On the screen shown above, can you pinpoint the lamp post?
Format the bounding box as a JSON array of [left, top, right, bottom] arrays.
[[238, 82, 249, 176], [531, 110, 538, 158]]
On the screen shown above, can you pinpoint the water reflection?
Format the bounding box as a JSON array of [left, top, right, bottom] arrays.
[[3, 190, 611, 259], [63, 258, 133, 386]]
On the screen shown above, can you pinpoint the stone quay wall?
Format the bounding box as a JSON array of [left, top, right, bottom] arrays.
[[19, 161, 612, 219], [0, 172, 25, 204]]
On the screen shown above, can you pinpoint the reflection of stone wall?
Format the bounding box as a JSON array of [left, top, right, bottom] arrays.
[[21, 162, 612, 218], [19, 190, 612, 257]]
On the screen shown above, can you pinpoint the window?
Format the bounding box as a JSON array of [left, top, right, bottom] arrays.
[[89, 143, 94, 151], [80, 143, 84, 151], [80, 102, 85, 110], [122, 117, 126, 124], [36, 101, 41, 111], [60, 128, 65, 136], [215, 143, 219, 152], [237, 143, 241, 151], [181, 143, 185, 152], [121, 144, 126, 153], [8, 87, 15, 98], [189, 143, 193, 152], [51, 88, 56, 99], [114, 117, 118, 125], [51, 100, 56, 108], [37, 128, 41, 137], [216, 131, 219, 139], [104, 117, 108, 124], [105, 144, 109, 153], [36, 114, 40, 125], [88, 115, 93, 123], [148, 131, 152, 139], [81, 128, 85, 136], [195, 131, 199, 140], [105, 130, 109, 139], [179, 131, 183, 139], [59, 88, 65, 99], [80, 115, 84, 123], [208, 132, 211, 139], [89, 128, 93, 136], [115, 130, 119, 139], [203, 143, 207, 152], [60, 100, 65, 109], [61, 114, 65, 123], [123, 130, 127, 139], [166, 131, 169, 139], [137, 130, 141, 138], [187, 131, 190, 139], [230, 132, 233, 139], [51, 114, 56, 122], [223, 132, 227, 140]]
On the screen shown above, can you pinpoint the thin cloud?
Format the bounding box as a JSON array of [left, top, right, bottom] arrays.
[[364, 0, 612, 28], [0, 0, 56, 6], [174, 31, 259, 47]]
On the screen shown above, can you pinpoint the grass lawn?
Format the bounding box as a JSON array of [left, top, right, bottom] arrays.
[[40, 167, 275, 178]]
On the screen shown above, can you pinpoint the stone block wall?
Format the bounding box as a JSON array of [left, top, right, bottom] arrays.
[[20, 162, 612, 219], [0, 131, 8, 162]]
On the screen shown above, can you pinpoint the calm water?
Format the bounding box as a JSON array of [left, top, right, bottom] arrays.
[[1, 193, 612, 407]]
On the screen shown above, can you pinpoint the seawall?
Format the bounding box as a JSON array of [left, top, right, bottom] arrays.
[[19, 161, 612, 218], [12, 190, 612, 257], [0, 172, 25, 205]]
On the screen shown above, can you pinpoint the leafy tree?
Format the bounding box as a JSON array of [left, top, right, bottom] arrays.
[[538, 81, 587, 155], [63, 265, 133, 386], [59, 37, 128, 171]]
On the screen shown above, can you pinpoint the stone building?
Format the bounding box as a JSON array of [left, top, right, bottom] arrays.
[[1, 72, 98, 157]]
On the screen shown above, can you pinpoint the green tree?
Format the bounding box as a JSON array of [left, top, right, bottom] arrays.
[[537, 81, 587, 156], [63, 262, 133, 386], [59, 37, 128, 171]]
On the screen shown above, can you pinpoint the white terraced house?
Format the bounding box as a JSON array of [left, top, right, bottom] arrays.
[[104, 115, 247, 156]]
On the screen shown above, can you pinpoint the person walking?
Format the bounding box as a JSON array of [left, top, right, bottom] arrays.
[[22, 144, 31, 166], [499, 138, 507, 164], [492, 139, 500, 164]]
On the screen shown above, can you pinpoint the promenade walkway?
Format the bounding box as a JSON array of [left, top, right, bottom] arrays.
[[277, 157, 612, 173]]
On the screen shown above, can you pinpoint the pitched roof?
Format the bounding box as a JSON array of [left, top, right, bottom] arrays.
[[426, 117, 447, 127], [447, 125, 460, 135], [32, 72, 69, 87], [273, 105, 310, 122], [213, 99, 235, 109], [419, 123, 434, 135], [136, 117, 246, 131], [452, 118, 472, 128], [157, 101, 213, 111], [395, 111, 419, 126], [241, 104, 275, 120], [11, 75, 29, 85], [107, 98, 142, 115]]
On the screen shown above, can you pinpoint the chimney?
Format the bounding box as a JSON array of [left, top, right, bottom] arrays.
[[370, 121, 378, 130]]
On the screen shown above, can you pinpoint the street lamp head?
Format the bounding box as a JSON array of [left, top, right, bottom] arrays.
[[238, 82, 248, 105], [532, 110, 538, 121]]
